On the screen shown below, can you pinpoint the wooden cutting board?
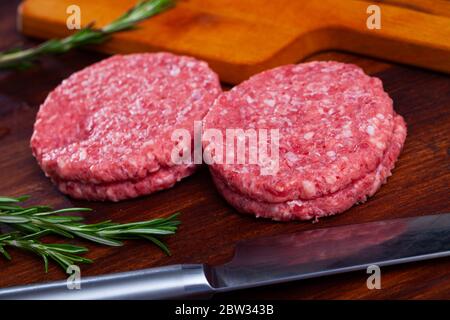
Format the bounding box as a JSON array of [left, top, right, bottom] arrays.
[[1, 50, 449, 299], [0, 1, 449, 298], [18, 0, 450, 84]]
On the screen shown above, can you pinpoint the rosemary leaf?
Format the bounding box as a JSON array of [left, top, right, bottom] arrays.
[[0, 232, 93, 273], [0, 0, 175, 70], [0, 195, 181, 272]]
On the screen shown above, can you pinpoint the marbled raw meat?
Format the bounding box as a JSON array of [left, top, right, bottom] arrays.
[[31, 53, 221, 201], [205, 61, 407, 220]]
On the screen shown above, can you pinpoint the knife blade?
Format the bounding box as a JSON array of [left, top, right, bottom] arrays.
[[0, 213, 449, 299]]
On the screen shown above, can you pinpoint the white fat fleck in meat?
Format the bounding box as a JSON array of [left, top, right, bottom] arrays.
[[376, 113, 385, 120], [302, 180, 316, 197], [169, 66, 180, 76], [285, 151, 299, 163], [366, 125, 375, 136], [325, 175, 337, 184], [343, 130, 352, 138], [79, 148, 87, 160], [73, 185, 82, 197], [161, 107, 173, 116], [326, 150, 336, 159], [303, 132, 314, 140], [264, 99, 275, 107], [246, 96, 255, 104], [191, 89, 202, 101], [57, 158, 67, 171], [106, 188, 116, 199], [287, 200, 303, 208], [46, 115, 58, 124], [370, 138, 386, 149]]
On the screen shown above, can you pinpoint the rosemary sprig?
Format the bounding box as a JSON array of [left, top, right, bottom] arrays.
[[0, 195, 180, 253], [0, 0, 175, 69], [0, 232, 92, 272], [0, 195, 181, 272]]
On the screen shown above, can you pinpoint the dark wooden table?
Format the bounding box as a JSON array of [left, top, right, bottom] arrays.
[[0, 0, 449, 299]]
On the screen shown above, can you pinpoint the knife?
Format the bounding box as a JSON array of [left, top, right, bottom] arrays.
[[0, 213, 449, 300]]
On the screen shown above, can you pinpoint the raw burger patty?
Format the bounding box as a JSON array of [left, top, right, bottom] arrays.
[[31, 53, 221, 201], [56, 165, 197, 201], [205, 61, 407, 221], [212, 115, 406, 221]]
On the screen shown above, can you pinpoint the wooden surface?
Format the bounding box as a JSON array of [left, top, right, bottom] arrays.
[[1, 0, 450, 299], [19, 0, 450, 84]]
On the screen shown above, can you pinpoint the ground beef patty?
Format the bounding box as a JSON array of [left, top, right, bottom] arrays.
[[212, 115, 406, 221], [31, 53, 221, 201], [205, 61, 406, 221], [56, 164, 197, 201]]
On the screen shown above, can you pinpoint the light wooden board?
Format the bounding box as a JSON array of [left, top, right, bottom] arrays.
[[18, 0, 450, 84]]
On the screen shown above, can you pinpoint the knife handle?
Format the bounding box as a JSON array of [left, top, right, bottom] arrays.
[[0, 264, 215, 300]]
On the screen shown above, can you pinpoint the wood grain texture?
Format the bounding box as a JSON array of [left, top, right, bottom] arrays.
[[1, 1, 450, 299], [18, 0, 450, 84]]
